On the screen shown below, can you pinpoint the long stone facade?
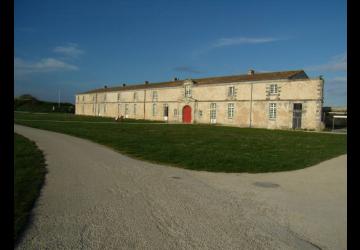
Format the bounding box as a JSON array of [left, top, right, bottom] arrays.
[[75, 70, 324, 130]]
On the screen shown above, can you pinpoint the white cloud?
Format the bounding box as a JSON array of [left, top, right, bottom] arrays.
[[53, 43, 84, 58], [15, 57, 78, 75], [212, 37, 281, 48], [306, 53, 347, 72], [326, 76, 346, 86], [191, 36, 284, 58], [330, 76, 347, 82], [324, 76, 347, 96]]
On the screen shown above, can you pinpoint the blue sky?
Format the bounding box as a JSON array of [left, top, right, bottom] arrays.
[[15, 0, 347, 106]]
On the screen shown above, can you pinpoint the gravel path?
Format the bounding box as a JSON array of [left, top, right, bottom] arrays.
[[14, 124, 346, 250]]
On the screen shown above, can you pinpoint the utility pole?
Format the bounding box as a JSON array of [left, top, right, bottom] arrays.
[[58, 88, 61, 108], [144, 89, 146, 119], [249, 83, 253, 128]]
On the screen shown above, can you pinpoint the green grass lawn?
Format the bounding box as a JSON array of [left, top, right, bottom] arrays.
[[15, 112, 164, 123], [14, 112, 347, 173], [14, 133, 46, 242]]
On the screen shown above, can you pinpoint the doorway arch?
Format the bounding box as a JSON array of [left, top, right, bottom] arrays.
[[182, 105, 192, 123]]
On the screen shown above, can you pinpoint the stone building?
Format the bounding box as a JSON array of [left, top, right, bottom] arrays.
[[75, 69, 324, 130]]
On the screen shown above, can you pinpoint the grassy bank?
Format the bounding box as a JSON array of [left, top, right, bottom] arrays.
[[14, 94, 74, 113], [14, 133, 47, 242], [14, 112, 347, 173]]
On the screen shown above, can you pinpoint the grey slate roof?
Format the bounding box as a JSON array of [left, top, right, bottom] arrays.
[[78, 70, 308, 95]]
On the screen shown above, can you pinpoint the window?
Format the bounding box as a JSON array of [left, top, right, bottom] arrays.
[[82, 96, 85, 101], [228, 86, 235, 97], [163, 104, 169, 116], [270, 84, 278, 94], [198, 110, 203, 118], [185, 85, 192, 97], [294, 103, 302, 110], [133, 104, 136, 115], [228, 103, 234, 119], [152, 91, 158, 102], [269, 103, 277, 119], [82, 105, 84, 113], [152, 103, 157, 116], [210, 103, 216, 119], [77, 96, 79, 102], [93, 95, 96, 102], [117, 93, 121, 101], [133, 92, 137, 101], [174, 109, 178, 116], [125, 104, 129, 115]]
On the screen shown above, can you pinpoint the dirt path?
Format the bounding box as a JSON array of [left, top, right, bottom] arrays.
[[14, 124, 346, 250]]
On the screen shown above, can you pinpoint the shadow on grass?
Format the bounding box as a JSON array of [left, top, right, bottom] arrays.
[[14, 133, 47, 244]]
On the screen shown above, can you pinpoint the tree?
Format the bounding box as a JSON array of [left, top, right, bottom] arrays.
[[17, 94, 38, 101]]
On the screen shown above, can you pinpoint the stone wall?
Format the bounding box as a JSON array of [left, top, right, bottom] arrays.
[[75, 78, 324, 130]]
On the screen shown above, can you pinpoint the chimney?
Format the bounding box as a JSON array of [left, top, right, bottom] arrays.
[[248, 69, 255, 75], [173, 77, 178, 81], [145, 81, 149, 84], [122, 83, 126, 87]]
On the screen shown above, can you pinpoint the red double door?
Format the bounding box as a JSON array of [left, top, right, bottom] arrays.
[[182, 105, 192, 123]]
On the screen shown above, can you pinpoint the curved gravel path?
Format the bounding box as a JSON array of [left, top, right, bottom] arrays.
[[14, 124, 346, 250]]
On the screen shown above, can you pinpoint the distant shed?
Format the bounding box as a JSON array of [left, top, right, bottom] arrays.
[[322, 106, 347, 129]]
